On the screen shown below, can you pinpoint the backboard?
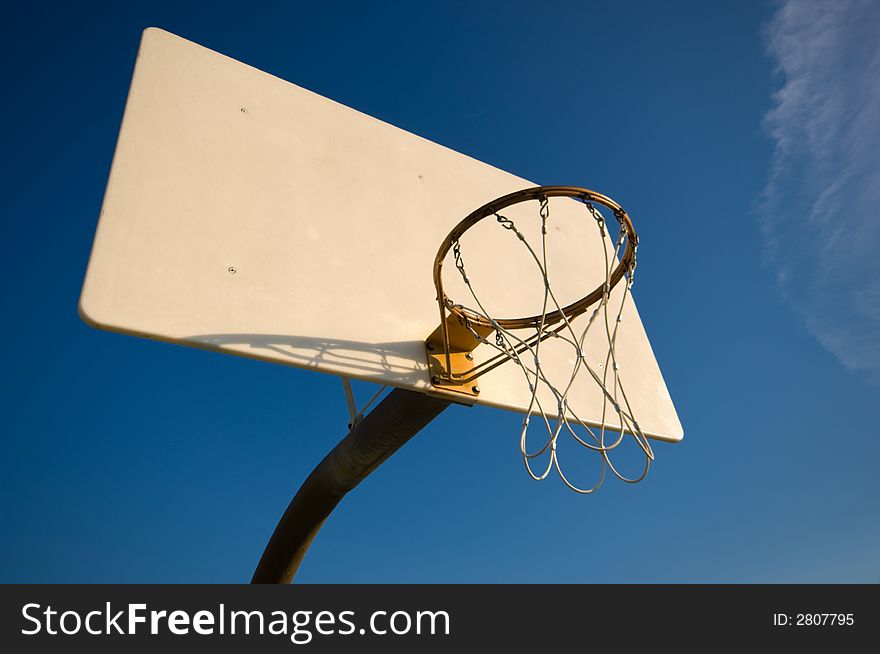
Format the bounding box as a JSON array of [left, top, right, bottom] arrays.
[[79, 28, 682, 443]]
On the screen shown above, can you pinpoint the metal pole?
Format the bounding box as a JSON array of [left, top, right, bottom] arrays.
[[251, 388, 451, 583]]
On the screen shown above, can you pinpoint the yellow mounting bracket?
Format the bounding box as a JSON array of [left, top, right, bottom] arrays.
[[425, 314, 493, 399]]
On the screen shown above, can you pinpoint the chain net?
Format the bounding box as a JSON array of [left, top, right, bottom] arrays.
[[447, 195, 654, 492]]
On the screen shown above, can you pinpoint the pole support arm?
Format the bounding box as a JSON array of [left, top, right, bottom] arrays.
[[251, 388, 451, 583]]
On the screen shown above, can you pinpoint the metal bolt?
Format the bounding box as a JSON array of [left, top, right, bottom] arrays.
[[465, 352, 473, 360], [472, 385, 480, 394], [240, 107, 247, 113], [228, 266, 236, 274], [431, 375, 441, 385], [426, 342, 435, 351]]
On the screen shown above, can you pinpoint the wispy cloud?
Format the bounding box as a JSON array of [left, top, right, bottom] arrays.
[[762, 0, 880, 380]]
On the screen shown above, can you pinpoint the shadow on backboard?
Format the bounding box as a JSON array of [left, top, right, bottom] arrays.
[[185, 333, 427, 387]]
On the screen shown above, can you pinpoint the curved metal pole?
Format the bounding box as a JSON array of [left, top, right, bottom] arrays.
[[251, 388, 451, 583]]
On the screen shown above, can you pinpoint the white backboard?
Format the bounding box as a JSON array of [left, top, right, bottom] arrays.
[[79, 28, 682, 442]]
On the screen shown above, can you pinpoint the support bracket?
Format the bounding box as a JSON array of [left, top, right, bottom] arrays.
[[425, 314, 492, 399]]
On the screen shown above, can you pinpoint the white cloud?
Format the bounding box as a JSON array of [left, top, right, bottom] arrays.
[[762, 0, 880, 379]]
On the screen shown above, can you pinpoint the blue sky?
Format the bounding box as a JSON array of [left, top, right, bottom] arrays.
[[2, 0, 878, 582]]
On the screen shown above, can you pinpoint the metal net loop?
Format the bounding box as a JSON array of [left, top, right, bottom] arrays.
[[433, 186, 653, 493]]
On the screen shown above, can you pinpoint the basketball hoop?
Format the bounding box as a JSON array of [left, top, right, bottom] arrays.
[[426, 186, 653, 493]]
